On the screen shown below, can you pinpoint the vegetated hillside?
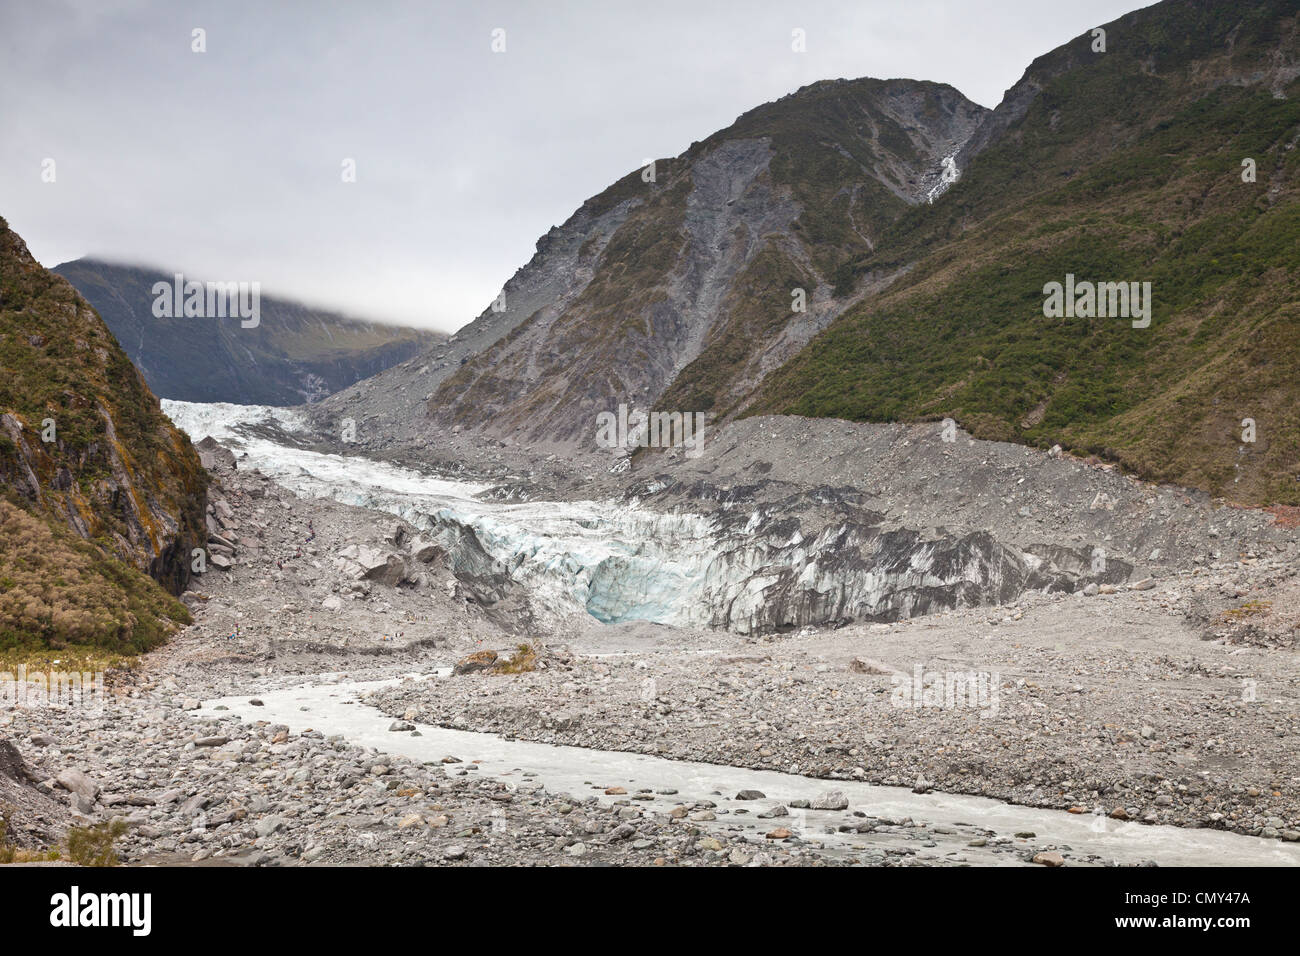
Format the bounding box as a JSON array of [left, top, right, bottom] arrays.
[[750, 0, 1300, 507], [0, 217, 204, 649], [54, 259, 441, 405], [419, 78, 987, 446], [0, 500, 188, 651]]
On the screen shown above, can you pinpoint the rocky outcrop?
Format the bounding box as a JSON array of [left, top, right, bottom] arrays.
[[308, 79, 988, 455], [0, 216, 207, 596]]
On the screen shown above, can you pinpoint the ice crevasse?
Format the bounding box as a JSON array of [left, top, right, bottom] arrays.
[[163, 400, 1127, 634]]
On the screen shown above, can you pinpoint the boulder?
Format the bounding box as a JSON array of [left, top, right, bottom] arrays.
[[335, 545, 404, 585], [0, 738, 29, 783], [453, 650, 498, 675], [811, 790, 849, 811], [195, 436, 236, 471], [409, 537, 443, 563], [364, 555, 407, 587], [55, 768, 99, 802]]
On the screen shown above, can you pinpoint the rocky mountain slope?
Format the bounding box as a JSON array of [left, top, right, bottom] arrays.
[[317, 0, 1300, 510], [751, 0, 1300, 507], [307, 78, 987, 450], [0, 217, 203, 646], [54, 258, 440, 406]]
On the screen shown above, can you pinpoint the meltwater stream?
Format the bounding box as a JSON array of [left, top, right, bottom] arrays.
[[198, 678, 1300, 867], [171, 401, 1300, 865]]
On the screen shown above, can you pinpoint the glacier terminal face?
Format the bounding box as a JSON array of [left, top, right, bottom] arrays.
[[163, 401, 1128, 634]]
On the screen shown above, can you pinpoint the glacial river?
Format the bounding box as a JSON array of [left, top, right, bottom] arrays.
[[170, 400, 1300, 867], [197, 676, 1300, 867]]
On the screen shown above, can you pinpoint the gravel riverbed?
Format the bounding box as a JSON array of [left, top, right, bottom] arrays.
[[3, 415, 1298, 867]]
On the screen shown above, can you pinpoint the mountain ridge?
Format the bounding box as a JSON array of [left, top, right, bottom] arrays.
[[307, 76, 988, 450], [0, 217, 205, 648], [54, 258, 440, 406], [309, 0, 1299, 507], [749, 0, 1300, 506]]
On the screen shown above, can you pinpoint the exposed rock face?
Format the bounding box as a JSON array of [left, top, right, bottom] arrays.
[[0, 217, 207, 595], [429, 80, 987, 449], [307, 79, 988, 454], [306, 180, 649, 449], [53, 258, 440, 405]]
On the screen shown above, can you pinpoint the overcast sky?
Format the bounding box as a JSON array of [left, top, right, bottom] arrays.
[[0, 0, 1147, 331]]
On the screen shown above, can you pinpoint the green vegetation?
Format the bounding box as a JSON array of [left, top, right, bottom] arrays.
[[65, 819, 127, 867], [1221, 600, 1273, 622], [2, 813, 128, 866], [494, 643, 539, 674], [0, 217, 208, 644], [0, 499, 190, 653], [750, 1, 1300, 506]]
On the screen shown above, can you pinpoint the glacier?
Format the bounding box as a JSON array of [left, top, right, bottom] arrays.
[[163, 401, 1128, 634]]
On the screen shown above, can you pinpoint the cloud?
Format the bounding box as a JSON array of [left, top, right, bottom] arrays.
[[0, 0, 1141, 330]]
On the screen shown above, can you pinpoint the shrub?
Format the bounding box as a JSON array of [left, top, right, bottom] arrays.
[[0, 500, 189, 652], [65, 819, 127, 867]]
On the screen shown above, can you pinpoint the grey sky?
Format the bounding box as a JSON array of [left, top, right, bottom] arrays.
[[0, 0, 1147, 331]]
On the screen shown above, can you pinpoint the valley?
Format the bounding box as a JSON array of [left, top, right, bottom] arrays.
[[7, 399, 1297, 867], [2, 0, 1298, 887]]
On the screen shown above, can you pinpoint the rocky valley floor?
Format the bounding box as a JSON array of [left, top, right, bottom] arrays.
[[2, 416, 1298, 867]]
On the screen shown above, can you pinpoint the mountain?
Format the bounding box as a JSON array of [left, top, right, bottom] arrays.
[[53, 259, 441, 405], [0, 218, 204, 649], [309, 77, 987, 448], [749, 0, 1300, 506], [318, 0, 1299, 507]]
